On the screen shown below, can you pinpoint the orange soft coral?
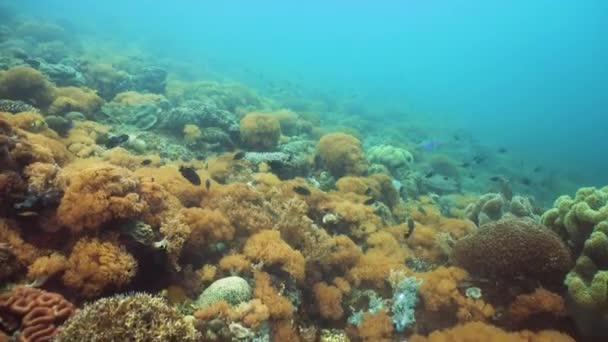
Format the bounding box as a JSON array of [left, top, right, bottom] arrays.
[[244, 230, 305, 281], [181, 207, 235, 251], [27, 253, 68, 285], [410, 321, 575, 342], [253, 271, 294, 320], [56, 163, 147, 233], [418, 266, 494, 323], [316, 132, 367, 177], [62, 238, 137, 298], [219, 254, 251, 274], [312, 282, 344, 320], [239, 112, 281, 150], [507, 288, 566, 323], [357, 311, 394, 342]]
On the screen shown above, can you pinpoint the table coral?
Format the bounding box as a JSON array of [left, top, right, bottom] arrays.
[[0, 286, 75, 342], [62, 238, 137, 298], [452, 217, 572, 280], [316, 133, 367, 178], [56, 163, 147, 233], [54, 293, 199, 341]]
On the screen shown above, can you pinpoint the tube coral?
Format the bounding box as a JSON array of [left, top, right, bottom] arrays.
[[62, 238, 138, 298]]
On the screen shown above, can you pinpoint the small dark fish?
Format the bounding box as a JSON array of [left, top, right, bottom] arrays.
[[406, 218, 415, 238], [179, 166, 201, 185], [425, 171, 435, 178], [472, 155, 485, 164], [533, 166, 542, 173], [205, 178, 211, 191], [443, 176, 449, 181], [233, 151, 246, 160], [498, 147, 508, 154], [520, 177, 532, 186], [489, 176, 503, 182], [364, 187, 373, 196], [141, 159, 152, 166], [417, 206, 427, 215], [17, 211, 39, 217], [453, 134, 460, 141], [460, 162, 471, 167], [363, 197, 375, 205], [293, 185, 311, 196], [105, 134, 129, 148]]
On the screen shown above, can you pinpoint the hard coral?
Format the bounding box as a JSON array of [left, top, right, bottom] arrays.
[[195, 276, 252, 309], [0, 286, 75, 342], [56, 163, 147, 233], [316, 133, 367, 177], [239, 112, 281, 150], [452, 217, 572, 280], [62, 238, 137, 298], [0, 66, 56, 108], [244, 230, 306, 281], [54, 293, 199, 341]]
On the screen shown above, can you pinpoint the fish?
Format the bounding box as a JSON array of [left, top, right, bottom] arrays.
[[365, 187, 373, 196], [293, 185, 311, 196], [443, 176, 449, 181], [105, 134, 130, 148], [179, 166, 201, 185], [419, 140, 441, 151], [417, 206, 427, 215], [406, 218, 415, 238], [233, 151, 246, 160], [16, 211, 39, 217], [520, 177, 532, 186], [425, 171, 435, 178], [489, 176, 504, 182], [460, 162, 471, 167], [497, 147, 508, 154], [472, 155, 485, 164], [363, 197, 375, 205], [533, 166, 542, 173], [141, 159, 152, 166], [205, 178, 211, 191]]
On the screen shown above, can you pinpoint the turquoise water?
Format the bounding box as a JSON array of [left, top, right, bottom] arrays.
[[15, 0, 608, 191]]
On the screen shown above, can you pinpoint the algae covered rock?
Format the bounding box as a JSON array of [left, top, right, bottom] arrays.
[[195, 275, 252, 308]]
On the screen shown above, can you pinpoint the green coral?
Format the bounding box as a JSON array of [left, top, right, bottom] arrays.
[[195, 276, 252, 309], [54, 293, 199, 342], [542, 186, 608, 324]]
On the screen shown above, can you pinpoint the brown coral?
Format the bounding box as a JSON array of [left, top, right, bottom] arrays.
[[0, 286, 75, 342], [507, 288, 566, 323], [357, 311, 393, 342], [0, 66, 56, 108], [244, 230, 305, 281], [26, 253, 68, 286], [62, 238, 138, 298], [254, 271, 294, 319], [47, 86, 103, 117], [312, 282, 344, 320], [56, 163, 147, 233], [316, 133, 367, 178], [239, 112, 281, 150], [452, 217, 573, 280]]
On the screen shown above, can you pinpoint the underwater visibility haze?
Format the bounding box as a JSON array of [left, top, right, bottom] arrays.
[[1, 0, 607, 341]]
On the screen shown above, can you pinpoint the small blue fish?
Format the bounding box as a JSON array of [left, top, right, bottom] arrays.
[[419, 140, 441, 151]]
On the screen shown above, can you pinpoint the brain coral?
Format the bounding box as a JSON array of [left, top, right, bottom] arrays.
[[54, 293, 199, 342], [316, 133, 367, 178], [56, 163, 148, 233], [0, 286, 75, 342], [239, 112, 282, 150], [62, 238, 138, 298], [452, 217, 572, 280], [195, 276, 252, 309]]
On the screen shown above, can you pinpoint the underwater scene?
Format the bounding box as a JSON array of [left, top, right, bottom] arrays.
[[1, 0, 607, 341]]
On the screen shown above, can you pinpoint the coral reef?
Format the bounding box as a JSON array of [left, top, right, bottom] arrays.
[[0, 66, 56, 108], [239, 112, 282, 150], [465, 192, 539, 225], [317, 133, 367, 177]]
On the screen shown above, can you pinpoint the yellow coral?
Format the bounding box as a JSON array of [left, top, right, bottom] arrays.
[[244, 230, 305, 281], [62, 238, 137, 298], [254, 271, 294, 319], [183, 124, 202, 143], [48, 86, 103, 117], [0, 66, 56, 108], [239, 112, 281, 149], [313, 282, 344, 320], [316, 133, 367, 177], [27, 253, 68, 284]]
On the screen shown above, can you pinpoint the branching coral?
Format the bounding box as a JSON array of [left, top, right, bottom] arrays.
[[452, 217, 572, 280], [62, 238, 138, 298], [56, 163, 147, 233], [316, 133, 367, 177], [54, 293, 199, 341], [239, 112, 282, 150], [244, 230, 306, 281], [0, 286, 75, 342]]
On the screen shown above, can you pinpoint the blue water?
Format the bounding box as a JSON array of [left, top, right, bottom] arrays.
[[17, 0, 608, 189]]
